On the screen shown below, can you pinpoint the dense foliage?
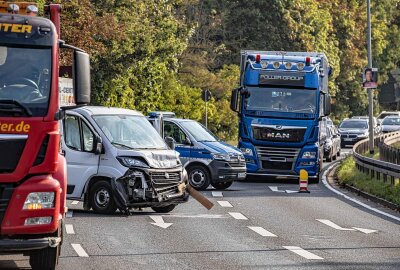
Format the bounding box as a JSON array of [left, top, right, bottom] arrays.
[[49, 0, 400, 141]]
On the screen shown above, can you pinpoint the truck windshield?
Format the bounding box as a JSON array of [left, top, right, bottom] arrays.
[[180, 120, 218, 142], [0, 46, 51, 117], [93, 115, 167, 149], [245, 87, 317, 114]]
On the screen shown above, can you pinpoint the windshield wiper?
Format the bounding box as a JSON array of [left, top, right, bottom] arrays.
[[111, 142, 134, 150], [0, 100, 32, 116]]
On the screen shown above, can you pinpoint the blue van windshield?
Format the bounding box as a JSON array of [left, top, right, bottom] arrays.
[[180, 121, 218, 142]]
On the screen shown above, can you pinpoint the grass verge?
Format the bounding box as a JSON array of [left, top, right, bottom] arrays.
[[336, 157, 400, 206]]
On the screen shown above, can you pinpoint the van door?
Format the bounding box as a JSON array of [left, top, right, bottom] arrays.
[[62, 113, 100, 199], [163, 121, 191, 165]]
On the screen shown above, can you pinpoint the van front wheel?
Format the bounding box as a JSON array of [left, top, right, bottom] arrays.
[[90, 180, 117, 214]]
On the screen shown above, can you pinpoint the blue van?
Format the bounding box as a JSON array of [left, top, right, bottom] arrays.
[[148, 112, 246, 190]]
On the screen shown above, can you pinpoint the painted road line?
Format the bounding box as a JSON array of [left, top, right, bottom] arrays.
[[149, 215, 173, 229], [352, 227, 378, 234], [322, 163, 400, 223], [229, 212, 248, 220], [164, 214, 226, 219], [71, 244, 89, 257], [283, 246, 323, 260], [212, 191, 223, 197], [66, 210, 73, 218], [316, 219, 355, 231], [285, 190, 299, 194], [65, 224, 75, 234], [248, 226, 277, 237], [217, 201, 233, 208], [268, 186, 285, 193], [71, 200, 79, 205]]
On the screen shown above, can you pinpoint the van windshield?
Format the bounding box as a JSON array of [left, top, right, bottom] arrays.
[[93, 115, 167, 149], [180, 120, 218, 142]]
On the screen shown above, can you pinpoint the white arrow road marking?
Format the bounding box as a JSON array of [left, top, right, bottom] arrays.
[[229, 212, 248, 220], [248, 226, 277, 237], [316, 219, 355, 231], [283, 246, 323, 260], [66, 211, 73, 218], [71, 244, 89, 257], [212, 191, 223, 197], [217, 201, 233, 207], [149, 215, 173, 229], [352, 227, 378, 234], [71, 200, 79, 205], [268, 186, 285, 193], [65, 224, 75, 234], [285, 190, 299, 194]]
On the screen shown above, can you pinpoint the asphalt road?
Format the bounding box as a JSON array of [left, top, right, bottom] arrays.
[[2, 149, 400, 270]]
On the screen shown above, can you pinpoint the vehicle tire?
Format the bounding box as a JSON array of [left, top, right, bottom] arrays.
[[29, 224, 61, 270], [151, 205, 176, 213], [332, 153, 337, 160], [187, 165, 211, 190], [89, 180, 117, 214], [326, 155, 332, 162], [309, 176, 320, 184], [337, 150, 341, 157], [211, 181, 233, 190]]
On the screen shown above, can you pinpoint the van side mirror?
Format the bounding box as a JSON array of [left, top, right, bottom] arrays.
[[94, 135, 103, 155], [73, 51, 91, 105], [230, 88, 239, 112], [165, 136, 175, 150], [324, 94, 331, 116]]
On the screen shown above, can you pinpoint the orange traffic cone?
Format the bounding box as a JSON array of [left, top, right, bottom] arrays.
[[299, 169, 310, 193]]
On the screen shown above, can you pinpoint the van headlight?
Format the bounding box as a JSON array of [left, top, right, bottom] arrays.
[[23, 192, 55, 210], [117, 156, 149, 168], [302, 151, 317, 159], [212, 153, 231, 161]]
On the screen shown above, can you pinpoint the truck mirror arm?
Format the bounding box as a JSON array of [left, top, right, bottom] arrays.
[[59, 40, 85, 52]]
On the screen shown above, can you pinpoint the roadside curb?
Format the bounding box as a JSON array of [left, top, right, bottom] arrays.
[[322, 159, 400, 223]]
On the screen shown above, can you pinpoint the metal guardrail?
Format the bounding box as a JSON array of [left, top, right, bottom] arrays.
[[353, 131, 400, 185]]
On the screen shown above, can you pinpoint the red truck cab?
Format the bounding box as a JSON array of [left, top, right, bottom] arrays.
[[0, 2, 90, 269]]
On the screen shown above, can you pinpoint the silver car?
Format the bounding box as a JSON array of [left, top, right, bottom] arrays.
[[381, 116, 400, 133]]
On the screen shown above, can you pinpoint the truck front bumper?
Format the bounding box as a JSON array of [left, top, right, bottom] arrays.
[[0, 236, 61, 253]]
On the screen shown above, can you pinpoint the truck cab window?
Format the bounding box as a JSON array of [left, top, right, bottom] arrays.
[[164, 122, 187, 145]]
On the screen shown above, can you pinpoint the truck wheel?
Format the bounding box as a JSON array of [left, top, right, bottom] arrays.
[[187, 165, 211, 190], [211, 181, 233, 190], [29, 223, 61, 270], [90, 180, 117, 214], [151, 205, 176, 213]]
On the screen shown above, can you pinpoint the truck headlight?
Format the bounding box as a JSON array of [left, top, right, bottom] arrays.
[[212, 153, 230, 161], [23, 192, 55, 210], [302, 151, 316, 159], [117, 156, 149, 168], [25, 217, 52, 225], [240, 148, 253, 156]]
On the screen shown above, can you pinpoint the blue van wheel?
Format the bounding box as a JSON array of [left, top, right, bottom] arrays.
[[187, 165, 210, 190]]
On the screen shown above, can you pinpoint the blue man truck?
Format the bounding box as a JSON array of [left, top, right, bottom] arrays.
[[230, 51, 331, 182]]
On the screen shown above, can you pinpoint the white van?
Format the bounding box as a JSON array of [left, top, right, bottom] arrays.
[[61, 106, 189, 214]]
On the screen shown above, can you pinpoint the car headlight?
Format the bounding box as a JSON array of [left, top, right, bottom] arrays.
[[302, 151, 317, 159], [358, 132, 369, 138], [212, 153, 231, 161], [182, 168, 188, 183], [23, 192, 55, 210], [240, 148, 253, 156], [117, 156, 149, 168]]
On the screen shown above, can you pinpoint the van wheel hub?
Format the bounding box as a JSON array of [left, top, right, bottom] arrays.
[[96, 188, 110, 207]]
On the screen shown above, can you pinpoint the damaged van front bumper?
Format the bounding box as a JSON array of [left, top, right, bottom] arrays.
[[111, 167, 189, 210]]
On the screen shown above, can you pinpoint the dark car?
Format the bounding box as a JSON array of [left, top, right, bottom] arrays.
[[321, 125, 341, 162], [338, 119, 369, 147]]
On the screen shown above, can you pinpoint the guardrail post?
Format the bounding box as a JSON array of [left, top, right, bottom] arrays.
[[377, 172, 380, 180], [383, 174, 387, 183], [390, 176, 395, 186]]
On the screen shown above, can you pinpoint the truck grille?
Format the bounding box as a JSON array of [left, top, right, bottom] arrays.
[[0, 184, 14, 227], [149, 170, 181, 194], [0, 135, 27, 173], [256, 146, 300, 172], [252, 125, 306, 143]]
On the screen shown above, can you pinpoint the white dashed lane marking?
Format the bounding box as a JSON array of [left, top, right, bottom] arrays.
[[316, 219, 355, 231], [211, 191, 223, 197], [217, 201, 233, 208], [71, 244, 89, 257], [65, 224, 75, 234], [229, 212, 248, 220], [283, 246, 323, 260], [248, 226, 277, 237], [71, 200, 79, 205]]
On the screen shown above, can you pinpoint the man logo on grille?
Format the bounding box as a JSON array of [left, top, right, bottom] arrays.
[[165, 173, 170, 179], [275, 125, 283, 130]]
